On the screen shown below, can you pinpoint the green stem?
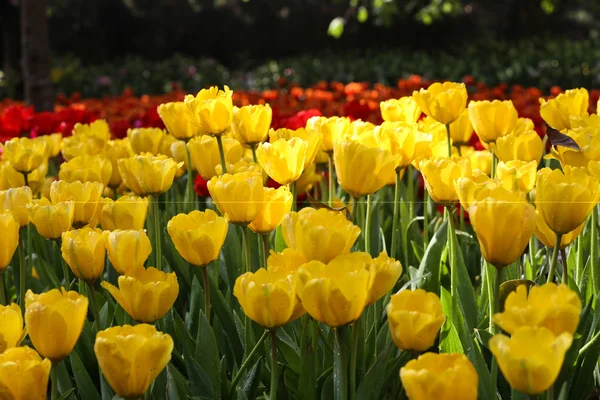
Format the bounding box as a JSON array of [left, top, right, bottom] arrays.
[[86, 280, 101, 331], [591, 207, 598, 295], [290, 181, 297, 212], [576, 234, 583, 285], [216, 135, 228, 175], [491, 147, 497, 179], [152, 195, 162, 271], [445, 124, 452, 157], [270, 329, 279, 400], [251, 144, 258, 163], [578, 329, 600, 358], [486, 263, 494, 333], [328, 154, 334, 207], [561, 248, 568, 287], [262, 234, 270, 269], [0, 274, 6, 306], [391, 168, 401, 259], [490, 266, 504, 399], [546, 234, 563, 284], [529, 236, 537, 279], [351, 197, 358, 225], [546, 384, 554, 400], [447, 206, 457, 309], [423, 189, 430, 251], [350, 321, 360, 400], [230, 330, 269, 394], [242, 225, 252, 273], [51, 366, 58, 400], [334, 327, 348, 400], [202, 266, 211, 324], [18, 230, 26, 309], [365, 194, 372, 255], [57, 239, 71, 290], [407, 165, 415, 218], [185, 144, 195, 213]]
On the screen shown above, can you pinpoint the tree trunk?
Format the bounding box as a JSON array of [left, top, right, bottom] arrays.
[[20, 0, 53, 111]]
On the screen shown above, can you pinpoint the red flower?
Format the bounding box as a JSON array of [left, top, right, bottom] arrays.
[[194, 174, 210, 197], [343, 99, 371, 121], [110, 119, 131, 139], [0, 105, 33, 138], [141, 106, 165, 129], [30, 112, 60, 136], [280, 109, 322, 130]]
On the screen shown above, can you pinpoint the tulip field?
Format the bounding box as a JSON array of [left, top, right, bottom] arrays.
[[1, 79, 600, 400]]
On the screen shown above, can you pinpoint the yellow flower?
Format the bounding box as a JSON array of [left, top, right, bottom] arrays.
[[61, 134, 105, 161], [296, 256, 375, 327], [99, 195, 148, 231], [0, 161, 24, 190], [27, 198, 74, 240], [305, 116, 351, 153], [493, 283, 581, 336], [167, 209, 229, 266], [25, 288, 88, 362], [468, 100, 518, 144], [512, 118, 535, 135], [43, 133, 63, 158], [419, 157, 472, 204], [490, 327, 573, 395], [127, 128, 168, 155], [2, 137, 47, 173], [350, 119, 376, 138], [334, 138, 397, 198], [282, 207, 361, 263], [0, 211, 19, 271], [157, 101, 198, 140], [184, 85, 234, 135], [494, 130, 544, 163], [95, 324, 173, 399], [72, 119, 111, 146], [256, 137, 307, 185], [0, 346, 51, 399], [234, 268, 304, 328], [496, 160, 537, 192], [455, 173, 500, 209], [536, 166, 600, 234], [267, 248, 307, 273], [104, 229, 152, 275], [412, 82, 467, 125], [374, 122, 431, 168], [102, 139, 134, 187], [545, 126, 600, 168], [540, 88, 589, 130], [187, 135, 243, 180], [366, 251, 402, 305], [535, 210, 584, 249], [468, 188, 536, 268], [118, 154, 182, 197], [464, 148, 492, 176], [296, 163, 322, 194], [102, 267, 178, 323], [249, 186, 293, 235], [0, 303, 24, 353], [50, 180, 103, 227], [449, 108, 473, 144], [61, 227, 106, 283], [400, 353, 478, 400], [0, 186, 32, 227], [231, 104, 272, 145], [58, 154, 113, 186], [207, 172, 265, 224], [387, 289, 445, 351], [214, 159, 263, 180], [269, 127, 322, 168], [380, 96, 421, 124]]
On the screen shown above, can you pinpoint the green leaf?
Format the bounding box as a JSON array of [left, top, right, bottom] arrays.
[[413, 219, 447, 292], [187, 275, 203, 336], [356, 341, 392, 399], [196, 312, 221, 399], [357, 6, 368, 22], [498, 279, 536, 312], [54, 358, 74, 395], [275, 224, 286, 253], [209, 276, 244, 364], [239, 357, 262, 399], [220, 225, 242, 289], [327, 17, 345, 39], [57, 388, 76, 400], [453, 230, 479, 332], [167, 364, 192, 400], [439, 287, 464, 354], [70, 350, 101, 400]]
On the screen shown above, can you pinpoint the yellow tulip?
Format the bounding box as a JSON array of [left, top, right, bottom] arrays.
[[187, 135, 243, 180], [72, 119, 111, 146], [455, 173, 501, 209], [468, 100, 518, 144], [269, 127, 322, 168], [98, 195, 148, 231], [494, 130, 543, 163], [282, 207, 361, 263], [207, 172, 264, 224], [102, 139, 134, 187], [266, 248, 308, 273], [464, 148, 492, 176], [305, 116, 351, 153], [0, 346, 51, 399], [490, 326, 573, 395], [184, 85, 234, 135], [214, 159, 263, 180], [400, 353, 478, 400], [2, 137, 47, 173], [256, 137, 307, 185], [535, 210, 583, 250], [0, 211, 19, 271], [512, 118, 535, 135], [350, 119, 376, 138], [366, 251, 402, 305], [43, 133, 63, 158], [536, 166, 600, 234], [27, 198, 74, 240], [25, 288, 88, 362], [234, 268, 304, 328], [449, 108, 474, 144], [95, 324, 173, 399], [118, 154, 182, 197], [61, 134, 105, 161], [374, 122, 431, 168], [412, 82, 467, 125], [157, 101, 198, 140], [168, 139, 189, 177], [540, 88, 589, 130], [295, 163, 322, 194], [496, 160, 537, 192], [167, 209, 229, 266], [58, 154, 113, 186], [493, 283, 581, 336], [0, 161, 25, 190], [380, 96, 421, 124], [231, 104, 272, 145], [0, 186, 32, 227], [570, 113, 600, 129], [249, 186, 293, 235], [419, 157, 472, 204], [545, 126, 600, 168], [0, 303, 24, 352], [127, 128, 168, 155], [61, 227, 106, 283], [102, 267, 178, 323], [50, 180, 103, 228], [104, 229, 152, 275]]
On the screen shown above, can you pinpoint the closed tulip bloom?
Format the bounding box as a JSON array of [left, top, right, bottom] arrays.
[[43, 133, 63, 158], [61, 227, 106, 283], [374, 122, 431, 168], [282, 207, 361, 263], [104, 230, 152, 275], [305, 116, 351, 153], [25, 288, 88, 362], [184, 85, 234, 135], [99, 195, 148, 231], [2, 137, 47, 173], [234, 268, 304, 328], [0, 186, 32, 227], [102, 139, 133, 187], [118, 154, 182, 197], [61, 134, 105, 161], [535, 210, 584, 249], [207, 172, 264, 224], [380, 97, 422, 124], [412, 82, 467, 125], [231, 104, 272, 145], [27, 198, 74, 240], [493, 283, 581, 336], [58, 154, 113, 186], [267, 248, 308, 273], [0, 346, 51, 399], [496, 160, 537, 192], [0, 211, 19, 271], [366, 251, 403, 305], [495, 130, 544, 163], [468, 100, 518, 144], [387, 289, 445, 351], [350, 119, 376, 138], [127, 128, 167, 155], [249, 186, 293, 235], [214, 159, 263, 179], [0, 303, 24, 352], [187, 135, 243, 180], [536, 166, 600, 234], [72, 120, 111, 146], [545, 126, 600, 168], [400, 353, 478, 400], [540, 88, 589, 130], [0, 161, 25, 190], [256, 137, 307, 185], [102, 267, 179, 323], [167, 209, 228, 266], [50, 180, 103, 228], [95, 324, 173, 400], [512, 117, 535, 135], [26, 162, 49, 196], [269, 127, 322, 168], [462, 147, 492, 176], [455, 173, 500, 209], [490, 327, 573, 395], [157, 101, 198, 140], [449, 108, 474, 144], [419, 157, 472, 204]]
